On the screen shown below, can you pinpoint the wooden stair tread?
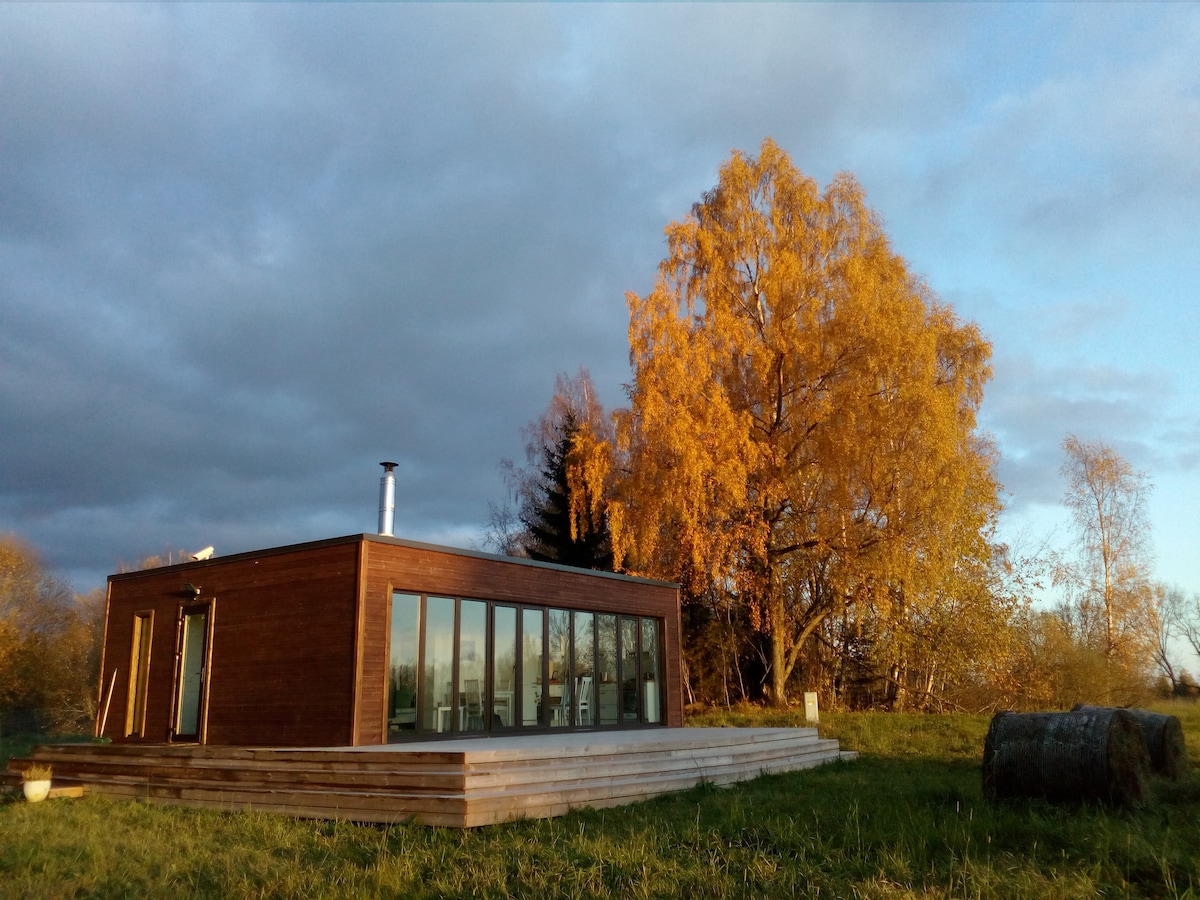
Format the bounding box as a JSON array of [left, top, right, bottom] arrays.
[[6, 727, 854, 827]]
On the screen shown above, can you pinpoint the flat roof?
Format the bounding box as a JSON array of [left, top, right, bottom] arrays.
[[108, 532, 679, 589]]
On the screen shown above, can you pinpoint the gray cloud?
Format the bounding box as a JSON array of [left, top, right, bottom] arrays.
[[2, 4, 1199, 596]]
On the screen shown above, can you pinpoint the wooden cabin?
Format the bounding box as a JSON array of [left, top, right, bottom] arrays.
[[99, 534, 682, 748]]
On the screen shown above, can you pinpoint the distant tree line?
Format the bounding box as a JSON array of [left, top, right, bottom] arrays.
[[0, 539, 201, 736], [489, 140, 1198, 712], [0, 535, 104, 735]]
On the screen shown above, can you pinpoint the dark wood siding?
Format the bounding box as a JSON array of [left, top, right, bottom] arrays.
[[101, 542, 360, 748], [99, 534, 682, 749], [355, 536, 683, 744]]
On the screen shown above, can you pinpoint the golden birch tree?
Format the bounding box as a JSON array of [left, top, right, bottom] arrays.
[[612, 139, 1000, 705], [1058, 435, 1155, 675]]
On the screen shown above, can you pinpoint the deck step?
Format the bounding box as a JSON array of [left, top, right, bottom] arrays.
[[47, 785, 86, 799], [5, 728, 854, 827]]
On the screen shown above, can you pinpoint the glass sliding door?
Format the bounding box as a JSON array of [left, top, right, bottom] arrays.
[[620, 615, 640, 723], [387, 593, 420, 740], [521, 608, 544, 726], [421, 597, 456, 733], [492, 606, 516, 728], [458, 600, 487, 733], [383, 594, 666, 739], [596, 614, 619, 726], [641, 618, 662, 724], [547, 609, 571, 727], [573, 612, 595, 726]]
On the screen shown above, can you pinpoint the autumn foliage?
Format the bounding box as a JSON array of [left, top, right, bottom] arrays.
[[494, 145, 1180, 710], [1057, 435, 1156, 672], [610, 139, 1006, 706], [514, 369, 615, 571], [0, 534, 103, 733]]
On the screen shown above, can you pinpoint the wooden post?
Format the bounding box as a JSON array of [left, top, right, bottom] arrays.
[[96, 668, 118, 738]]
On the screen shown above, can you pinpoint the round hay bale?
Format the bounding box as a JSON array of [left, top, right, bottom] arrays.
[[1072, 705, 1189, 782], [982, 708, 1151, 807]]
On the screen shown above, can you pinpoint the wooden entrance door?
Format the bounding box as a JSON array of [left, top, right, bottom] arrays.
[[172, 603, 212, 742]]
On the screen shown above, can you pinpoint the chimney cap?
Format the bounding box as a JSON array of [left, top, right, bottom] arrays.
[[380, 461, 398, 471]]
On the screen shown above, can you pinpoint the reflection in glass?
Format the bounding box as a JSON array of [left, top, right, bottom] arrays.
[[620, 615, 639, 723], [387, 592, 420, 740], [573, 612, 595, 726], [548, 608, 571, 727], [492, 606, 516, 728], [389, 595, 662, 737], [641, 617, 662, 724], [421, 597, 455, 732], [521, 608, 544, 726], [459, 600, 487, 733], [596, 614, 619, 726]]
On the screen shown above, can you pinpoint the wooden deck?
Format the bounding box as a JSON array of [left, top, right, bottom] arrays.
[[5, 728, 855, 828]]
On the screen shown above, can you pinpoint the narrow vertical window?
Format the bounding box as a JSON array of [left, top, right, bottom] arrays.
[[492, 606, 517, 728], [125, 612, 153, 737], [596, 614, 619, 726], [641, 618, 662, 724], [421, 597, 455, 733], [573, 612, 595, 726], [547, 609, 571, 727], [620, 615, 640, 723], [458, 600, 487, 733], [387, 593, 419, 741], [173, 605, 211, 741], [520, 608, 544, 726]]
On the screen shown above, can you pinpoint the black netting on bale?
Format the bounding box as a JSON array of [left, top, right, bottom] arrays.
[[1072, 705, 1189, 782], [982, 709, 1151, 807]]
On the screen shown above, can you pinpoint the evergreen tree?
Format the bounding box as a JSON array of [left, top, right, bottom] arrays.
[[521, 409, 614, 570]]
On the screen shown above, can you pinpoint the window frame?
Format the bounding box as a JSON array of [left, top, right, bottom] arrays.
[[386, 589, 666, 741]]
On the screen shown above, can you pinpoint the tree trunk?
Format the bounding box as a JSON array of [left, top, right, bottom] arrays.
[[982, 709, 1150, 807], [767, 590, 789, 706]]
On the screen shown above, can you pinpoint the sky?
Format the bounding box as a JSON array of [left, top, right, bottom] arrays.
[[2, 4, 1198, 667]]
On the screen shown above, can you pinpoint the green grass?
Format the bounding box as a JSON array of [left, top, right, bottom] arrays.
[[689, 706, 995, 760], [2, 705, 1198, 899]]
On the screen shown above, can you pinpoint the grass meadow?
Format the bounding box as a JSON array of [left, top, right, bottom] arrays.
[[2, 703, 1198, 899]]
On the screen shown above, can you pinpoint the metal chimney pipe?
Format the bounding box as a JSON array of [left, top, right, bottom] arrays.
[[378, 461, 397, 536]]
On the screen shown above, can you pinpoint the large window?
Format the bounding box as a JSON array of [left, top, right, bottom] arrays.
[[642, 617, 662, 724], [573, 612, 595, 727], [620, 616, 639, 724], [521, 608, 544, 726], [597, 614, 619, 726], [492, 606, 516, 728], [420, 597, 455, 733], [387, 593, 420, 738], [387, 591, 664, 741], [548, 609, 571, 728], [459, 600, 487, 733]]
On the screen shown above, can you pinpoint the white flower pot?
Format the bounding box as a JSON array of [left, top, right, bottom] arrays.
[[23, 779, 51, 803]]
